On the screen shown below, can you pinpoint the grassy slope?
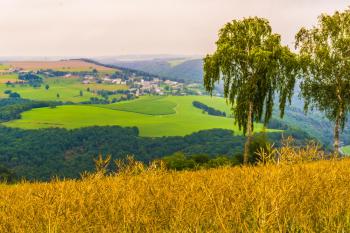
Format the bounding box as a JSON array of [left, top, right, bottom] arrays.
[[1, 159, 350, 232], [3, 96, 267, 137], [102, 96, 177, 115], [341, 145, 350, 155], [0, 77, 94, 102]]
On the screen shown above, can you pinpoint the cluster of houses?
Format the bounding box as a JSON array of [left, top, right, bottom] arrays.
[[81, 74, 187, 96], [81, 75, 127, 85]]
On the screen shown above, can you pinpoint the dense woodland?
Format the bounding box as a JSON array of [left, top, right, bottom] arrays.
[[0, 124, 309, 181]]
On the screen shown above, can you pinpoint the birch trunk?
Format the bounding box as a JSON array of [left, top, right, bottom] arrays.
[[243, 101, 253, 164]]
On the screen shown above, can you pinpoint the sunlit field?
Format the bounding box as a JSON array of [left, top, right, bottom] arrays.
[[3, 96, 270, 137], [1, 158, 350, 232]]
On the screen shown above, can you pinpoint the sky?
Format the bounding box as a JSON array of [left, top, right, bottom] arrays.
[[0, 0, 349, 57]]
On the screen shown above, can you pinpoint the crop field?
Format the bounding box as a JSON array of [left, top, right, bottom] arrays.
[[0, 77, 95, 102], [3, 95, 268, 137], [5, 60, 116, 72], [1, 159, 350, 232], [81, 83, 128, 91], [0, 77, 127, 102], [0, 64, 10, 70], [0, 73, 19, 83]]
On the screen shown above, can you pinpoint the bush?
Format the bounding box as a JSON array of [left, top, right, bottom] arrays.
[[9, 92, 21, 98]]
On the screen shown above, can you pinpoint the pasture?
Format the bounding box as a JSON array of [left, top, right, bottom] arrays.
[[103, 95, 177, 115], [0, 64, 10, 70], [3, 95, 268, 137], [0, 73, 19, 84], [0, 76, 127, 102], [341, 145, 350, 155]]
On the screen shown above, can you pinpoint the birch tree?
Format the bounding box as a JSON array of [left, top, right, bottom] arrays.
[[296, 8, 350, 155], [204, 17, 297, 163]]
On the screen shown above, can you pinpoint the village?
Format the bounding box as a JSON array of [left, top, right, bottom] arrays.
[[81, 72, 201, 97], [1, 65, 206, 98]]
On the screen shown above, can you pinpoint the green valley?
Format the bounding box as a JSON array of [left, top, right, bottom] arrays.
[[3, 96, 268, 137]]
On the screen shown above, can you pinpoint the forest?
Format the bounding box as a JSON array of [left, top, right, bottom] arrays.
[[0, 125, 309, 181]]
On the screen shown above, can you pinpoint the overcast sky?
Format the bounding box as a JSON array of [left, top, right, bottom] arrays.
[[0, 0, 349, 57]]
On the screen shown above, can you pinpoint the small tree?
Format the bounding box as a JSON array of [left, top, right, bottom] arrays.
[[56, 93, 60, 98], [204, 17, 298, 163], [9, 92, 20, 98], [45, 84, 50, 90], [295, 8, 350, 155], [80, 90, 83, 96]]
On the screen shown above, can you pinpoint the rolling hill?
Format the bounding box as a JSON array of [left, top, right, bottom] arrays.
[[97, 57, 204, 83], [3, 96, 270, 137]]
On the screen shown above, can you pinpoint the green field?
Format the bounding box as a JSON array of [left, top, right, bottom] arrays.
[[102, 96, 177, 115], [0, 77, 94, 102], [0, 64, 10, 70], [3, 95, 269, 137], [0, 76, 127, 102], [0, 74, 19, 83], [341, 145, 350, 155], [81, 83, 128, 91]]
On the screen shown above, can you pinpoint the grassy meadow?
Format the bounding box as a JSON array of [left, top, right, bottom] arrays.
[[1, 159, 350, 232], [103, 95, 177, 115], [3, 95, 268, 137], [0, 73, 19, 83], [0, 64, 10, 70], [341, 145, 350, 155], [0, 75, 127, 102]]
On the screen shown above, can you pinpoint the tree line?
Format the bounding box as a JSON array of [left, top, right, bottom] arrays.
[[192, 101, 226, 117], [204, 8, 350, 162], [0, 125, 309, 181]]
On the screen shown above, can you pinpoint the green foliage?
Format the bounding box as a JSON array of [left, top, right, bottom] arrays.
[[0, 164, 16, 183], [19, 73, 43, 87], [192, 101, 226, 117], [0, 98, 62, 122], [204, 17, 298, 134], [163, 152, 196, 170], [8, 92, 20, 98], [163, 152, 236, 170], [296, 8, 350, 152], [0, 125, 309, 181]]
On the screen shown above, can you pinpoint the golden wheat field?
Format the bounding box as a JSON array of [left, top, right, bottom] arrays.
[[1, 158, 350, 233]]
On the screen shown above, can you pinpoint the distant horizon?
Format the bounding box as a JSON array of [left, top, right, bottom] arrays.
[[0, 54, 205, 62]]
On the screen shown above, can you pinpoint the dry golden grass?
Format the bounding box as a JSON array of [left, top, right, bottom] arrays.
[[6, 60, 115, 72], [1, 157, 350, 232]]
